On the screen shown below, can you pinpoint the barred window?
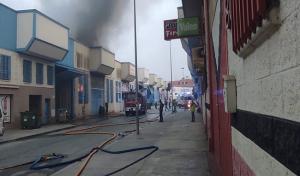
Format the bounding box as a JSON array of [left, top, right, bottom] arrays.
[[23, 60, 32, 83], [47, 65, 54, 85], [36, 63, 43, 84], [0, 55, 11, 80]]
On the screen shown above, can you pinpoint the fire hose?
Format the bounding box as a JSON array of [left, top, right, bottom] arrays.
[[0, 118, 159, 176]]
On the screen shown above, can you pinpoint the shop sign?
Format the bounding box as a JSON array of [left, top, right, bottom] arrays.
[[0, 95, 10, 123], [164, 19, 178, 40], [177, 17, 200, 37], [164, 17, 200, 40]]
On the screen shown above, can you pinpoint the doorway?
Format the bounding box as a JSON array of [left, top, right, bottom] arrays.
[[44, 98, 50, 124], [29, 95, 42, 118]]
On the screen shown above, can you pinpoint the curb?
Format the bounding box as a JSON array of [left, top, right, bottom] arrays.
[[0, 113, 161, 145], [0, 125, 76, 145]]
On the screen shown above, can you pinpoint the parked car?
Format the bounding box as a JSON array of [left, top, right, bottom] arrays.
[[177, 95, 193, 109]]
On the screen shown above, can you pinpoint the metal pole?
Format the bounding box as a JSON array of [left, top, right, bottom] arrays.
[[169, 41, 173, 110], [134, 0, 139, 135]]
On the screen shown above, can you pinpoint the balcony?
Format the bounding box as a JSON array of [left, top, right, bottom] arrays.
[[138, 68, 149, 83], [121, 62, 135, 82], [149, 73, 158, 86], [16, 10, 69, 61], [89, 47, 115, 75]]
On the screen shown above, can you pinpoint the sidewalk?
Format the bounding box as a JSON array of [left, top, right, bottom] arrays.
[[52, 111, 210, 176]]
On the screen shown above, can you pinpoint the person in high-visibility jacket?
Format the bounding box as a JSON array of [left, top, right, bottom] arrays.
[[190, 101, 196, 122]]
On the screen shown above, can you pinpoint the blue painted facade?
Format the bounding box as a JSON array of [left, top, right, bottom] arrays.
[[58, 38, 74, 67], [0, 4, 17, 51], [182, 39, 203, 98], [146, 86, 155, 105]]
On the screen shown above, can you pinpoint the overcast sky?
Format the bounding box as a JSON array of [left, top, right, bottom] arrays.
[[0, 0, 189, 81]]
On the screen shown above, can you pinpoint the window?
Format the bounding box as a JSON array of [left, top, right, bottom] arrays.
[[106, 79, 114, 103], [115, 81, 122, 103], [36, 63, 43, 84], [47, 65, 54, 85], [110, 80, 113, 103], [23, 60, 32, 83], [78, 75, 89, 104], [77, 52, 82, 68], [0, 55, 11, 80], [106, 79, 109, 103]]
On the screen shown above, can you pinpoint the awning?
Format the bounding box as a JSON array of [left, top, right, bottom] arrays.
[[55, 64, 86, 81]]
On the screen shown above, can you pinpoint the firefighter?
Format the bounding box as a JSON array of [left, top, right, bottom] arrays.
[[159, 99, 164, 122], [190, 101, 196, 122]]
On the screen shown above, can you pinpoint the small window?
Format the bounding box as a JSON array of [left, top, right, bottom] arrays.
[[77, 53, 83, 68], [36, 63, 43, 84], [109, 80, 113, 103], [47, 65, 54, 85], [23, 60, 32, 83], [115, 81, 122, 103], [0, 55, 11, 80], [106, 79, 109, 103]]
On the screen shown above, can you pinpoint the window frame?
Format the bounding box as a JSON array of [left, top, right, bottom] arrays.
[[47, 65, 54, 85], [0, 55, 11, 80], [36, 63, 44, 84], [23, 60, 32, 83]]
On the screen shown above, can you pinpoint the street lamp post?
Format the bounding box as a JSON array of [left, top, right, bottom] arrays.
[[169, 41, 173, 111], [134, 0, 139, 135]]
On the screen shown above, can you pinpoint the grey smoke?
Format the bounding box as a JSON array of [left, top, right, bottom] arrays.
[[40, 0, 132, 51]]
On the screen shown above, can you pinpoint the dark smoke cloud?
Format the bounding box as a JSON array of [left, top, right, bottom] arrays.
[[39, 0, 132, 51]]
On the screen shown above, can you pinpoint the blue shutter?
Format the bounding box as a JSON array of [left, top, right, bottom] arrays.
[[106, 79, 109, 103], [84, 75, 89, 103], [110, 80, 113, 103], [36, 63, 43, 84], [47, 66, 54, 85], [0, 55, 11, 80], [3, 56, 7, 80], [7, 56, 11, 80], [0, 56, 3, 79], [115, 81, 118, 102], [23, 60, 32, 83]]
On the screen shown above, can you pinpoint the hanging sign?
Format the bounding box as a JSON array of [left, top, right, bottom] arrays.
[[164, 17, 200, 40]]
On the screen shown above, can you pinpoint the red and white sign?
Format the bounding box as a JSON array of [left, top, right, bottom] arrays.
[[164, 19, 178, 40], [0, 95, 10, 123]]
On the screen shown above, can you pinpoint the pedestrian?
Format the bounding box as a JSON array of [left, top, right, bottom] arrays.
[[164, 99, 169, 111], [159, 99, 164, 122], [190, 101, 196, 122], [172, 99, 177, 113]]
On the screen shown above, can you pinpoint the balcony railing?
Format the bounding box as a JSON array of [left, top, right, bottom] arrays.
[[228, 0, 280, 57]]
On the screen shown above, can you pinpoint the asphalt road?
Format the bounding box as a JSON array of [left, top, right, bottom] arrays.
[[0, 113, 159, 176]]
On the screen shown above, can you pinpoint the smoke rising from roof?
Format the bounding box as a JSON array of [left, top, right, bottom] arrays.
[[40, 0, 132, 52]]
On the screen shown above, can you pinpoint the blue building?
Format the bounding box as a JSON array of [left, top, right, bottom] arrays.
[[0, 3, 71, 127]]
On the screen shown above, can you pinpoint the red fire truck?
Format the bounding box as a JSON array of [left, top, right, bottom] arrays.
[[124, 92, 147, 116]]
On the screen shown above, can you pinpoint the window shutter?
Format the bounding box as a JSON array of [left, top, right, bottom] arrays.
[[84, 75, 89, 103], [0, 56, 3, 79], [36, 63, 43, 84], [7, 56, 11, 80], [23, 60, 32, 83]]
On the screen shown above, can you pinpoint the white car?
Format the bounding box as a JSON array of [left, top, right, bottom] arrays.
[[0, 116, 4, 136]]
